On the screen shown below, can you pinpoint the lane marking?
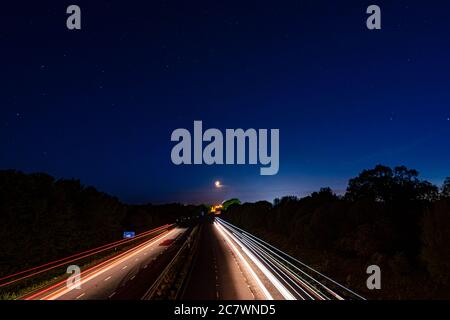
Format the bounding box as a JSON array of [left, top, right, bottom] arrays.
[[130, 275, 136, 280], [217, 218, 355, 300], [2, 224, 173, 290], [122, 266, 128, 270], [108, 292, 116, 299], [217, 222, 295, 300], [76, 293, 85, 299], [42, 229, 178, 300], [214, 222, 273, 300], [104, 276, 112, 281]]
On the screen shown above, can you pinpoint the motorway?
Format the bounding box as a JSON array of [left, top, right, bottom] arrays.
[[211, 218, 365, 300], [181, 221, 266, 300], [1, 217, 364, 300], [182, 218, 365, 300], [24, 227, 187, 300]]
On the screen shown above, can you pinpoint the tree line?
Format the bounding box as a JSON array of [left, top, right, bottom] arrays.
[[222, 165, 450, 299], [0, 170, 203, 278]]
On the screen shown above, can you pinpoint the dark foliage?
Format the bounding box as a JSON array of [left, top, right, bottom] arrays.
[[0, 170, 202, 277], [421, 199, 450, 285], [441, 177, 450, 198], [223, 165, 450, 299]]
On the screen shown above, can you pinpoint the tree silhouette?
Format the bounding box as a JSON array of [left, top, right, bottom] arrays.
[[222, 165, 450, 298], [346, 165, 438, 202], [441, 177, 450, 198], [222, 198, 241, 211], [0, 170, 202, 278]]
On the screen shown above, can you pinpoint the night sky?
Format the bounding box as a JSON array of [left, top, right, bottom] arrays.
[[1, 1, 450, 204]]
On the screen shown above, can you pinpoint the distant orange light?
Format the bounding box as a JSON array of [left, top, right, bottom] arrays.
[[211, 204, 223, 215]]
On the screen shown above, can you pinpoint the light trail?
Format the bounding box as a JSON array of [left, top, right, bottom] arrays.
[[224, 220, 330, 299], [226, 221, 343, 299], [240, 245, 296, 300], [216, 217, 365, 300], [216, 222, 296, 300], [240, 237, 317, 300], [0, 224, 172, 288], [42, 229, 176, 300], [215, 221, 296, 300], [24, 228, 177, 300], [214, 222, 274, 300], [241, 234, 343, 300]]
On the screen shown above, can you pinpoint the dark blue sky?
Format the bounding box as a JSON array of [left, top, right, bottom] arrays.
[[1, 1, 449, 204]]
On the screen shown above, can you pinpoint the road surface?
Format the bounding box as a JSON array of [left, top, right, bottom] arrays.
[[182, 221, 269, 300], [13, 217, 364, 301], [25, 227, 187, 300], [214, 218, 366, 300]]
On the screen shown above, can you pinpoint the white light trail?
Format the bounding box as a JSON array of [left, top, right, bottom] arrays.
[[217, 217, 364, 300], [214, 222, 274, 300], [215, 222, 296, 300]]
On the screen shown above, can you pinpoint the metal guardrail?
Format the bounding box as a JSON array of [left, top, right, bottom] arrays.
[[141, 226, 199, 300]]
